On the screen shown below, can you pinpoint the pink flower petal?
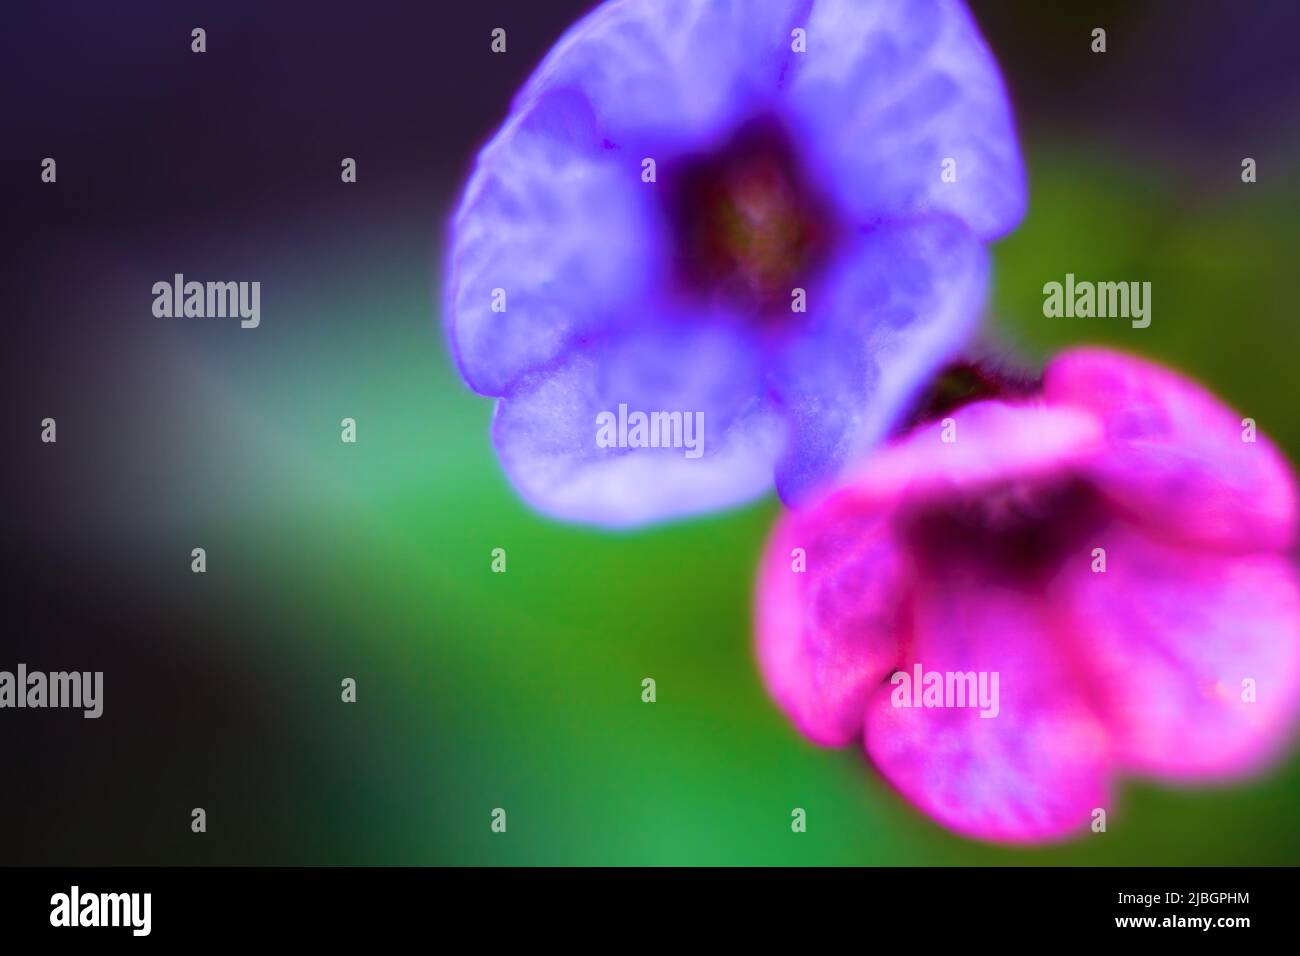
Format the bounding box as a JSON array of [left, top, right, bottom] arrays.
[[1044, 347, 1297, 552], [757, 499, 910, 746], [864, 579, 1111, 842], [837, 399, 1103, 507], [1056, 523, 1300, 780]]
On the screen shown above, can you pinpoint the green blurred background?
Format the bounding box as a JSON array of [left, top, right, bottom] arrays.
[[4, 0, 1298, 864]]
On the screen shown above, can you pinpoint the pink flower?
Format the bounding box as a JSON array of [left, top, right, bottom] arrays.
[[756, 346, 1300, 842]]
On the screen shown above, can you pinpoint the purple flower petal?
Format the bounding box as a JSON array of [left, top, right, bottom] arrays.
[[771, 215, 991, 502], [517, 0, 803, 156], [1057, 524, 1300, 780], [445, 87, 667, 396], [785, 0, 1027, 239], [492, 321, 785, 527]]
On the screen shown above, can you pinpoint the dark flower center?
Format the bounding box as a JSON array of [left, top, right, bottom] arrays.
[[901, 360, 1040, 433], [894, 359, 1101, 583], [665, 117, 835, 319], [900, 475, 1106, 584]]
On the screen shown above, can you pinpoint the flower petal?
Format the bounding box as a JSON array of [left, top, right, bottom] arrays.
[[785, 0, 1026, 238], [1057, 524, 1300, 780], [864, 579, 1111, 843], [816, 398, 1103, 518], [1044, 347, 1298, 552], [517, 0, 803, 155], [757, 498, 910, 746], [771, 215, 991, 503], [445, 87, 666, 396], [492, 322, 785, 527]]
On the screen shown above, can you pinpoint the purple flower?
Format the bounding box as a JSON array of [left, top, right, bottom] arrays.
[[444, 0, 1025, 526], [757, 347, 1300, 842]]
